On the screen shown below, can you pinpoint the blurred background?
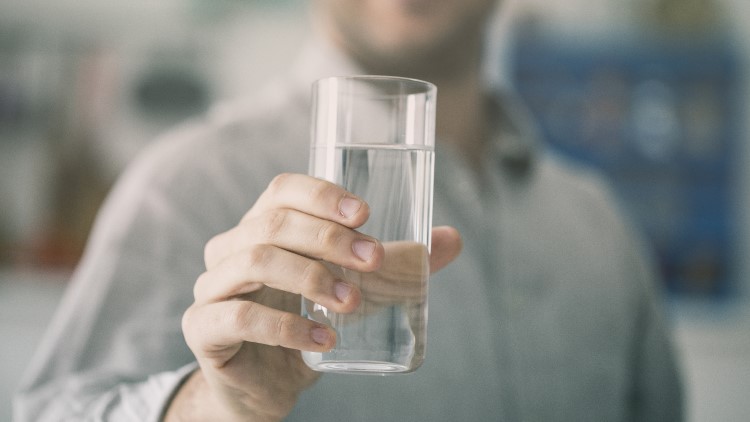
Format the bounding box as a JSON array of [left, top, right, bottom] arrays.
[[0, 0, 748, 420]]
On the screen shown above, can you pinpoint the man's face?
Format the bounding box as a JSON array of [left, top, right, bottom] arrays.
[[315, 0, 500, 75]]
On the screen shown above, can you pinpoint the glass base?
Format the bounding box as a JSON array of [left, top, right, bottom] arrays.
[[307, 360, 411, 375]]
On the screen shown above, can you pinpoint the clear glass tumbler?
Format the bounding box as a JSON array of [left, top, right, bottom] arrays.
[[302, 75, 437, 374]]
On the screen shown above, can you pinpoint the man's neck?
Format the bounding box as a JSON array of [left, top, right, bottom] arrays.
[[403, 41, 489, 165], [350, 36, 490, 164], [432, 67, 488, 164]]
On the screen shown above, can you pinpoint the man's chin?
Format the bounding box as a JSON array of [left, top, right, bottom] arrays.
[[353, 45, 433, 76], [390, 0, 435, 17]]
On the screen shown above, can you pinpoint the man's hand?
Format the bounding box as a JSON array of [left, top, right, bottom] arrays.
[[165, 173, 461, 421]]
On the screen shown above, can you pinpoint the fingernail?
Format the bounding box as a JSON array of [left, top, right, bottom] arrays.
[[352, 239, 376, 261], [311, 327, 331, 345], [339, 197, 362, 219], [334, 282, 352, 302]]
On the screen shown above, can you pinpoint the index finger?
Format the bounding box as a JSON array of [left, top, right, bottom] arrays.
[[246, 173, 370, 229]]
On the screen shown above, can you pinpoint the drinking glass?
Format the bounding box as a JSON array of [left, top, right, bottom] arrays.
[[302, 75, 437, 374]]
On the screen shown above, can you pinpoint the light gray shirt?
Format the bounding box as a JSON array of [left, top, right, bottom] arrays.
[[14, 40, 682, 421]]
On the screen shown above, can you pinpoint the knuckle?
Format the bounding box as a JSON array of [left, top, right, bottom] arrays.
[[203, 234, 222, 268], [193, 272, 210, 301], [275, 312, 297, 344], [181, 306, 199, 345], [307, 179, 337, 203], [299, 261, 325, 296], [181, 306, 193, 332], [267, 173, 293, 195], [225, 301, 255, 333], [315, 222, 345, 249], [244, 244, 272, 270], [260, 209, 288, 241]]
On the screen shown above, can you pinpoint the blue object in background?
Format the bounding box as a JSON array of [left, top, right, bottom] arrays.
[[510, 33, 743, 298]]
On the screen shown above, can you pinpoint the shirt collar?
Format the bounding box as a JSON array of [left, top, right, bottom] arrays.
[[489, 90, 539, 178]]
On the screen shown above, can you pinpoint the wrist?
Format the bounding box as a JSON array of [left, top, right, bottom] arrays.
[[163, 369, 282, 422]]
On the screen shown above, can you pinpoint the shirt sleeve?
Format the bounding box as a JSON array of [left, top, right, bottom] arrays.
[[14, 363, 198, 422], [13, 123, 250, 421], [629, 248, 685, 421], [622, 221, 685, 422]]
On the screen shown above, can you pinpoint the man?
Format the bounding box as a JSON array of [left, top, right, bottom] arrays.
[[15, 0, 683, 421]]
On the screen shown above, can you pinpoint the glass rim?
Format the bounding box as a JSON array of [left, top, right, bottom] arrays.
[[313, 75, 437, 96]]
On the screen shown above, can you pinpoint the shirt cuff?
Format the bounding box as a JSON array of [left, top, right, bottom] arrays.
[[148, 362, 199, 422]]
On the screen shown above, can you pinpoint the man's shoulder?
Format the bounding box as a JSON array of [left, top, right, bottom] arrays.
[[103, 78, 310, 230], [129, 78, 310, 188], [531, 149, 635, 237], [536, 150, 621, 209]]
